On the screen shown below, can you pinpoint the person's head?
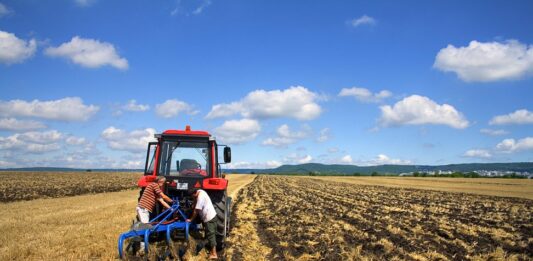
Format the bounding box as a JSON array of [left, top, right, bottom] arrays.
[[155, 176, 166, 187], [188, 188, 200, 198]]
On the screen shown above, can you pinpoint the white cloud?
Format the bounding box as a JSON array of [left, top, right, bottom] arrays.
[[0, 118, 46, 131], [0, 130, 63, 153], [282, 153, 313, 164], [75, 0, 96, 6], [0, 3, 11, 17], [206, 86, 322, 121], [339, 87, 391, 103], [0, 160, 15, 168], [463, 149, 492, 159], [348, 15, 376, 28], [434, 40, 533, 82], [480, 128, 508, 136], [496, 137, 533, 153], [0, 97, 99, 121], [262, 124, 309, 147], [379, 95, 469, 129], [101, 127, 156, 152], [340, 155, 353, 164], [155, 99, 197, 118], [371, 154, 411, 165], [0, 30, 37, 64], [123, 99, 150, 112], [489, 109, 533, 125], [170, 0, 211, 16], [298, 155, 312, 164], [65, 136, 86, 145], [45, 36, 128, 70], [228, 160, 282, 169], [18, 130, 62, 144], [213, 119, 261, 145], [206, 103, 242, 119], [192, 0, 212, 15], [317, 128, 330, 142]]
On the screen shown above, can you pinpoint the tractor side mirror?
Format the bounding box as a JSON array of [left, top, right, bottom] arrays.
[[223, 147, 231, 163]]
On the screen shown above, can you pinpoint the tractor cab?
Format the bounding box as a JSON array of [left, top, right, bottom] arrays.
[[137, 125, 231, 196]]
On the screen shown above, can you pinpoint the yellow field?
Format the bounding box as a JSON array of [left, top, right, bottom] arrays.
[[1, 174, 532, 260], [306, 176, 533, 199], [0, 174, 255, 261]]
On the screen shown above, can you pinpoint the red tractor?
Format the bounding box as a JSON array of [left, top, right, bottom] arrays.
[[137, 125, 232, 250]]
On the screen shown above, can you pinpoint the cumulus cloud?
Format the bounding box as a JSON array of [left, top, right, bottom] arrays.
[[463, 149, 492, 159], [0, 130, 63, 153], [371, 154, 411, 165], [45, 36, 128, 70], [340, 155, 353, 164], [489, 109, 533, 125], [339, 87, 391, 103], [123, 99, 149, 112], [206, 86, 322, 121], [228, 160, 282, 169], [480, 128, 508, 136], [496, 137, 533, 153], [434, 40, 533, 82], [348, 15, 376, 27], [101, 127, 156, 152], [317, 128, 330, 142], [101, 126, 155, 153], [262, 124, 309, 147], [378, 95, 469, 129], [0, 30, 37, 64], [0, 3, 12, 17], [0, 118, 46, 131], [65, 136, 86, 145], [282, 153, 313, 164], [0, 97, 99, 121], [155, 99, 197, 118], [213, 119, 261, 145], [297, 155, 313, 164]]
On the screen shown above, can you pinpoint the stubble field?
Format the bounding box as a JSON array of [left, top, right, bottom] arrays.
[[1, 172, 532, 260], [0, 173, 255, 260]]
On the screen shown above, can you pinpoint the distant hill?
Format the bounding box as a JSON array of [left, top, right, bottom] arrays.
[[3, 162, 532, 175], [0, 167, 142, 172], [228, 162, 533, 175]]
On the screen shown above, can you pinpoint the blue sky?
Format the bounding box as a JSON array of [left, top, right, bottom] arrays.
[[0, 0, 532, 169]]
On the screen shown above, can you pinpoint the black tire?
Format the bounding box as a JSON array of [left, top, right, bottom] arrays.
[[226, 196, 232, 236], [208, 190, 230, 250]]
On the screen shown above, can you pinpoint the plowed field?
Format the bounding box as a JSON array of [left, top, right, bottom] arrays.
[[227, 176, 533, 260], [0, 171, 140, 202]]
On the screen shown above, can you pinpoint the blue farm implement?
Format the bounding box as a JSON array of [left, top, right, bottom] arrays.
[[117, 198, 197, 260]]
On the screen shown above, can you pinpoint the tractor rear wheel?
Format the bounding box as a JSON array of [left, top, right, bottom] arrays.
[[208, 190, 231, 250]]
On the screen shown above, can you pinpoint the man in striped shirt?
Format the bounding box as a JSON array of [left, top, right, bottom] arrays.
[[136, 176, 173, 253], [137, 176, 173, 222]]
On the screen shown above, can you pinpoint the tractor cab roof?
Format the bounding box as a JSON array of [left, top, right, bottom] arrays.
[[162, 130, 210, 136], [155, 126, 212, 139]]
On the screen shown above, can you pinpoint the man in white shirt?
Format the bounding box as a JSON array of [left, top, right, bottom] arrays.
[[186, 188, 218, 259]]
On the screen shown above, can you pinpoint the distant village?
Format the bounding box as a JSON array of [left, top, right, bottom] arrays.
[[399, 170, 533, 179]]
